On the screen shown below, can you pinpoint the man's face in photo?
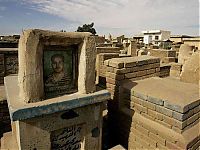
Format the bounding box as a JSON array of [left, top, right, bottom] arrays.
[[51, 55, 64, 73]]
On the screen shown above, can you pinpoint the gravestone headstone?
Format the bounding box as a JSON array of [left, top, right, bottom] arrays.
[[1, 29, 110, 150]]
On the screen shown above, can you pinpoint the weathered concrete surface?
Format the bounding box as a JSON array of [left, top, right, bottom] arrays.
[[18, 29, 96, 103], [5, 75, 110, 121], [180, 52, 199, 85]]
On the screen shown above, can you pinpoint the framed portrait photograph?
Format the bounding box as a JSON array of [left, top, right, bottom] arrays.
[[43, 45, 78, 98]]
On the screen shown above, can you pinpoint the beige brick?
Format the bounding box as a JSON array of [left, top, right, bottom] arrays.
[[142, 133, 157, 147], [156, 112, 163, 121], [149, 132, 166, 145], [142, 112, 156, 121], [135, 135, 150, 149], [153, 63, 160, 68], [125, 72, 136, 79], [175, 141, 186, 149], [148, 109, 157, 119], [106, 77, 120, 85], [137, 65, 151, 71], [106, 83, 117, 91], [156, 120, 172, 129], [172, 126, 182, 134], [166, 141, 181, 150], [142, 122, 159, 135], [159, 132, 177, 144], [193, 105, 200, 113], [156, 105, 173, 117], [134, 103, 148, 114], [106, 66, 114, 72], [143, 100, 156, 110], [156, 67, 160, 72], [107, 72, 124, 80], [136, 124, 149, 135], [104, 59, 110, 66], [173, 118, 187, 129], [131, 97, 144, 105], [109, 61, 124, 68], [187, 113, 199, 125], [124, 61, 137, 68], [185, 109, 194, 119], [113, 68, 132, 74], [131, 67, 139, 72], [146, 68, 156, 75], [136, 70, 147, 77], [131, 127, 143, 138], [129, 140, 142, 149], [162, 114, 174, 126]]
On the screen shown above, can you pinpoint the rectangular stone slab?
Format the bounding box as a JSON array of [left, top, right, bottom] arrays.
[[5, 75, 110, 121], [107, 56, 160, 68]]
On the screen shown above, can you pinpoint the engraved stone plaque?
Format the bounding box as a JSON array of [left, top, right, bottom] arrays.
[[51, 124, 84, 150], [43, 46, 78, 98]]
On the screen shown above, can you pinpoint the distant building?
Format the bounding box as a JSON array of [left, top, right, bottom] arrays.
[[142, 30, 171, 45], [170, 35, 192, 43]]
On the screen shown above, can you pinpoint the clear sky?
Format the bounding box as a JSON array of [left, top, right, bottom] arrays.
[[0, 0, 199, 37]]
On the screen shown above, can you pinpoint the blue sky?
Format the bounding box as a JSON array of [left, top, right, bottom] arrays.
[[0, 0, 199, 37]]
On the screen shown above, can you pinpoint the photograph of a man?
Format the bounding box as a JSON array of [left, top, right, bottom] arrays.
[[43, 50, 74, 98], [45, 54, 71, 85]]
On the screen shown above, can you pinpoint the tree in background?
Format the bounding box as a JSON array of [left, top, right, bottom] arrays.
[[77, 22, 96, 35]]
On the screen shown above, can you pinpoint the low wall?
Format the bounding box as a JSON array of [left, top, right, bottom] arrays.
[[104, 56, 160, 102], [120, 77, 200, 149], [104, 56, 160, 146], [148, 49, 176, 63]]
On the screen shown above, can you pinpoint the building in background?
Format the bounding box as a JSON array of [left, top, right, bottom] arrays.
[[142, 30, 171, 46]]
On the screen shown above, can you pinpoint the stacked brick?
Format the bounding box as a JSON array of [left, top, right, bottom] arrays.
[[104, 56, 160, 147], [121, 78, 200, 149], [96, 53, 119, 86], [105, 56, 160, 101], [124, 91, 200, 134]]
